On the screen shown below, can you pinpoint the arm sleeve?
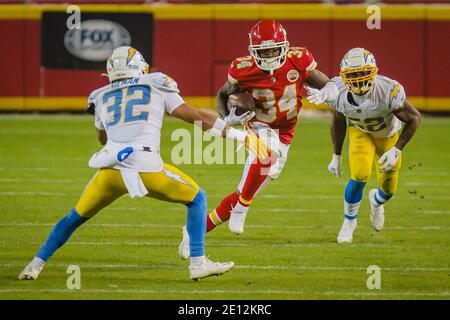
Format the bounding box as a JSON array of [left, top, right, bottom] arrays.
[[164, 92, 185, 114]]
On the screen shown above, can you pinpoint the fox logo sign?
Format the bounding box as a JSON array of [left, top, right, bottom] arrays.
[[64, 19, 131, 61]]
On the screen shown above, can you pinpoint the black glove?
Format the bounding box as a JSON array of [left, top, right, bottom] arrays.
[[86, 103, 95, 116]]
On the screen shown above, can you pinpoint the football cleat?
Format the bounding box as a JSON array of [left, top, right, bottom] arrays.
[[18, 260, 45, 280], [189, 258, 234, 281], [228, 206, 248, 235], [178, 225, 190, 260], [369, 189, 385, 231], [337, 219, 357, 244]]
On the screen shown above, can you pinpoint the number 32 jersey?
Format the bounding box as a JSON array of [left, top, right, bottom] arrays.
[[88, 72, 183, 147], [228, 47, 317, 144], [328, 75, 406, 138], [87, 73, 184, 172]]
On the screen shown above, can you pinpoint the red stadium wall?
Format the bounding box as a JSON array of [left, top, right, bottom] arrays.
[[0, 4, 449, 111]]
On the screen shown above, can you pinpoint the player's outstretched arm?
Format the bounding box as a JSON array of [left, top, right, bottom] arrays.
[[378, 100, 421, 172], [306, 69, 330, 89], [171, 103, 275, 160], [328, 110, 347, 177], [172, 103, 227, 132], [216, 80, 242, 119], [392, 100, 421, 150], [306, 70, 340, 105]]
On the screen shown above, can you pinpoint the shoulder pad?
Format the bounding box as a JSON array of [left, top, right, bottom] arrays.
[[288, 47, 317, 72], [228, 56, 255, 84], [147, 72, 180, 93]]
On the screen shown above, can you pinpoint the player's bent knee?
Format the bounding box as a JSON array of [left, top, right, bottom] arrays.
[[350, 158, 372, 182], [187, 188, 207, 209], [351, 173, 370, 182], [351, 165, 371, 182]]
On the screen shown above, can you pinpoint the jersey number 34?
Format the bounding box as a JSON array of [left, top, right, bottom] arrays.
[[252, 84, 298, 123]]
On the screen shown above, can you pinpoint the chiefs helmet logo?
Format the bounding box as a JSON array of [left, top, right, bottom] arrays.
[[287, 70, 300, 82]]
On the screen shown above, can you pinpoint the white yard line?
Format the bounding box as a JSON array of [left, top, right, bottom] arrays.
[[405, 182, 450, 187], [0, 240, 445, 250], [0, 192, 65, 196], [0, 222, 448, 231], [1, 262, 448, 273], [0, 178, 78, 183], [0, 288, 448, 297]]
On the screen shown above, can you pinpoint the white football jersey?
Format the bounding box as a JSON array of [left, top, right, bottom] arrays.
[[328, 75, 406, 138], [87, 72, 184, 172]]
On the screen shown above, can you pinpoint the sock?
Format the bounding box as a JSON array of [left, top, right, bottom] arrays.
[[206, 191, 239, 232], [190, 255, 205, 267], [186, 189, 207, 257], [235, 197, 250, 212], [36, 208, 89, 262], [373, 188, 392, 207], [239, 158, 273, 204], [343, 179, 366, 221], [31, 256, 45, 268]]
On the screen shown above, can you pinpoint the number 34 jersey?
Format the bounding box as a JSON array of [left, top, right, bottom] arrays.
[[329, 75, 406, 139], [87, 72, 184, 172], [228, 47, 317, 144]]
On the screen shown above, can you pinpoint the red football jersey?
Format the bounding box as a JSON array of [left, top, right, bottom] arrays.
[[228, 47, 317, 144]]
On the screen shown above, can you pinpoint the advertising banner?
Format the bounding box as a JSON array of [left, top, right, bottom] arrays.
[[42, 12, 153, 70]]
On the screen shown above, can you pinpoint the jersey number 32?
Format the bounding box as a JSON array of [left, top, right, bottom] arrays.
[[103, 85, 151, 128]]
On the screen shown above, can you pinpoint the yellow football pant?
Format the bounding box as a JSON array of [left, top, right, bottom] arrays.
[[75, 164, 199, 218], [348, 126, 401, 195]]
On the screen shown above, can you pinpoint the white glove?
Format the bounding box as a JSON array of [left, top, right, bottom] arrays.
[[224, 107, 255, 126], [306, 87, 327, 105], [379, 146, 401, 172], [328, 154, 342, 178], [306, 82, 339, 105]]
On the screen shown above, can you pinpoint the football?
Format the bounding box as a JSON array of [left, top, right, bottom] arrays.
[[227, 92, 256, 116]]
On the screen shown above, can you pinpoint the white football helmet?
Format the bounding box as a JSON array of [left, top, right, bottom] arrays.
[[339, 48, 378, 95], [106, 46, 149, 82]]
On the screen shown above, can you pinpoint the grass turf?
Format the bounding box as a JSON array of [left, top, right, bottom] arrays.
[[0, 113, 449, 300]]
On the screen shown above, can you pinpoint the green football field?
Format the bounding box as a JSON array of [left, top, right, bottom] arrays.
[[0, 113, 449, 300]]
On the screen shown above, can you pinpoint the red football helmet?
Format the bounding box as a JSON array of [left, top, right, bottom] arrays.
[[248, 20, 290, 73]]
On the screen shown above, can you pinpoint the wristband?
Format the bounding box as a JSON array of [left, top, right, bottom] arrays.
[[209, 118, 227, 136]]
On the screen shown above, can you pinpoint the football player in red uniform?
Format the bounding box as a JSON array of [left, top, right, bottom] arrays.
[[179, 20, 339, 259]]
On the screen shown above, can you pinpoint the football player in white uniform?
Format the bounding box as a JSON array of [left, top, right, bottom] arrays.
[[18, 46, 274, 281], [307, 48, 421, 243]]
